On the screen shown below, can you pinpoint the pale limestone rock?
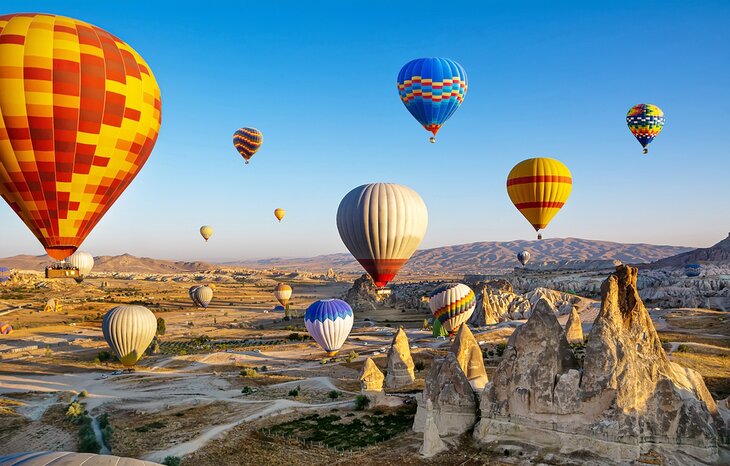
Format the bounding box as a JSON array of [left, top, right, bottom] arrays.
[[385, 327, 415, 389], [359, 357, 384, 392], [563, 306, 583, 344], [419, 399, 447, 458], [451, 324, 488, 391]]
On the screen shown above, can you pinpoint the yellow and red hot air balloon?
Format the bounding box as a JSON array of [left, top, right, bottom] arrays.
[[200, 225, 213, 242], [274, 283, 292, 307], [0, 14, 162, 261], [506, 158, 572, 239], [274, 208, 285, 222]]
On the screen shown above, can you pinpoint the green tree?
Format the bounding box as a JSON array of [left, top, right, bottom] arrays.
[[156, 317, 166, 336]]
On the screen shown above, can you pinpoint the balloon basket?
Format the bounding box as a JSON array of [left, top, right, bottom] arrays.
[[326, 351, 338, 357], [429, 137, 436, 144], [376, 287, 392, 296]]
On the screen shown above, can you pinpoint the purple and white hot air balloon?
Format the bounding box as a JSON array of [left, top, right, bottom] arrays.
[[304, 299, 354, 356]]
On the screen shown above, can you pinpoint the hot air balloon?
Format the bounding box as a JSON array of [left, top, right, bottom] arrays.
[[191, 285, 213, 309], [0, 451, 162, 465], [232, 128, 263, 164], [188, 285, 201, 306], [337, 183, 428, 288], [507, 158, 572, 239], [0, 14, 162, 261], [685, 264, 702, 278], [626, 104, 664, 154], [101, 305, 156, 368], [0, 322, 13, 335], [0, 267, 10, 284], [517, 250, 531, 266], [273, 305, 286, 312], [304, 299, 354, 356], [274, 208, 286, 222], [274, 283, 292, 307], [397, 57, 468, 143], [200, 225, 213, 242], [67, 251, 94, 283], [429, 283, 476, 336]]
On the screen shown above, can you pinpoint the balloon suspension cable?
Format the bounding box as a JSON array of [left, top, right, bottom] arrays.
[[643, 148, 648, 154], [429, 137, 436, 144]]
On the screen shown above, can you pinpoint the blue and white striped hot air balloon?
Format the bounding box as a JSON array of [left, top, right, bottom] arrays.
[[304, 299, 354, 356]]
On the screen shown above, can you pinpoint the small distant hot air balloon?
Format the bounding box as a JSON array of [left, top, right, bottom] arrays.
[[517, 250, 531, 266], [0, 14, 162, 261], [337, 183, 428, 288], [684, 264, 702, 278], [274, 208, 286, 222], [304, 299, 354, 356], [67, 251, 94, 283], [200, 226, 213, 242], [274, 283, 292, 307], [101, 305, 157, 368], [429, 283, 476, 337], [0, 267, 10, 284], [0, 322, 13, 335], [188, 285, 201, 306], [0, 451, 163, 465], [397, 57, 468, 143], [626, 104, 664, 154], [273, 305, 286, 312], [507, 158, 572, 239], [233, 128, 263, 164], [191, 285, 213, 308]]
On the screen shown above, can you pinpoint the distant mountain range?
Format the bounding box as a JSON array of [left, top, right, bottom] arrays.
[[650, 234, 730, 267], [0, 238, 699, 275]]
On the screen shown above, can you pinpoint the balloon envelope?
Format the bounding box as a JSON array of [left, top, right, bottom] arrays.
[[517, 250, 531, 266], [0, 14, 162, 261], [68, 251, 94, 282], [0, 322, 13, 335], [191, 285, 213, 308], [627, 104, 664, 153], [304, 299, 354, 356], [336, 183, 428, 287], [507, 158, 572, 235], [429, 283, 476, 336], [397, 57, 468, 140], [0, 451, 162, 466], [232, 128, 263, 163], [101, 305, 156, 367], [685, 264, 701, 278], [0, 267, 10, 283], [274, 208, 286, 222], [274, 283, 292, 306], [200, 225, 213, 242]]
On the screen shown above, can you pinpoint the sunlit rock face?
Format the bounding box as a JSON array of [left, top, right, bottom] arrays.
[[385, 327, 415, 389]]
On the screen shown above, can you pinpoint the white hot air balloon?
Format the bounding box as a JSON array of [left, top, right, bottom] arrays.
[[429, 283, 476, 336], [67, 251, 94, 283], [102, 305, 157, 368], [304, 299, 354, 356], [336, 183, 428, 288], [0, 451, 162, 465], [192, 285, 213, 308]]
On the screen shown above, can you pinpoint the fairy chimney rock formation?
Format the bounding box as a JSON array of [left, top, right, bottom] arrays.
[[468, 284, 499, 326], [451, 324, 488, 391], [344, 274, 380, 311], [385, 327, 416, 389], [419, 399, 447, 458], [563, 306, 583, 344], [359, 357, 384, 392]]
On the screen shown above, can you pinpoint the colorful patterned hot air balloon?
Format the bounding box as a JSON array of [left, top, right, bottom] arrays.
[[0, 14, 162, 261], [191, 285, 213, 308], [0, 267, 10, 284], [67, 251, 93, 283], [101, 305, 157, 367], [337, 183, 428, 288], [685, 264, 702, 278], [429, 283, 476, 336], [397, 57, 468, 143], [304, 299, 354, 356], [507, 158, 572, 239], [200, 225, 213, 242], [626, 104, 664, 154], [0, 322, 13, 335], [517, 250, 530, 266], [232, 128, 262, 163], [274, 208, 286, 222], [274, 283, 292, 307]]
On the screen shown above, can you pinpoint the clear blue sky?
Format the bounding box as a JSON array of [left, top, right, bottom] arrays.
[[1, 1, 728, 261]]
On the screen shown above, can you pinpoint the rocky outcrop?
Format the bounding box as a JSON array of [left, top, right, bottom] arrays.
[[419, 399, 447, 458], [563, 306, 583, 344], [359, 357, 384, 391], [413, 352, 477, 436], [385, 327, 415, 389], [468, 283, 498, 326], [343, 274, 381, 311], [474, 265, 726, 465], [451, 325, 488, 391]]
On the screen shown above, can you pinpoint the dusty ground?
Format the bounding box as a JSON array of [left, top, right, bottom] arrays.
[[0, 271, 727, 464]]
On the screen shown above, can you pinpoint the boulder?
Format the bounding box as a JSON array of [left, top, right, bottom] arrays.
[[563, 306, 583, 344], [385, 327, 415, 389], [451, 325, 488, 391], [359, 357, 384, 392]]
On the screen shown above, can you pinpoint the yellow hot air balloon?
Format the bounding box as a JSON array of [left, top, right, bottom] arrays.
[[0, 14, 162, 261], [200, 225, 213, 242], [274, 283, 292, 306], [506, 158, 572, 239], [274, 208, 286, 222]]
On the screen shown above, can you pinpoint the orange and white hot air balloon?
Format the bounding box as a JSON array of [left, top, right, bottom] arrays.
[[274, 283, 292, 307], [336, 183, 428, 287], [0, 14, 162, 261], [274, 208, 286, 222], [506, 158, 572, 239]]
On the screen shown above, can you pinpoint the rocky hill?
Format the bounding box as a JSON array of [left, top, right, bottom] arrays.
[[0, 253, 211, 273], [651, 233, 730, 267]]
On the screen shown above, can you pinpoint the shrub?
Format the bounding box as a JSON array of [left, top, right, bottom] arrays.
[[78, 390, 88, 398], [156, 317, 166, 336], [354, 395, 370, 411], [677, 344, 690, 353], [414, 361, 425, 372], [241, 386, 254, 395], [495, 343, 507, 357], [287, 332, 301, 341], [162, 456, 181, 466], [65, 401, 84, 420], [101, 425, 113, 445], [97, 351, 112, 362], [98, 413, 110, 429], [288, 388, 299, 397], [328, 390, 340, 399], [259, 365, 268, 372], [239, 367, 258, 377], [347, 351, 358, 363]]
